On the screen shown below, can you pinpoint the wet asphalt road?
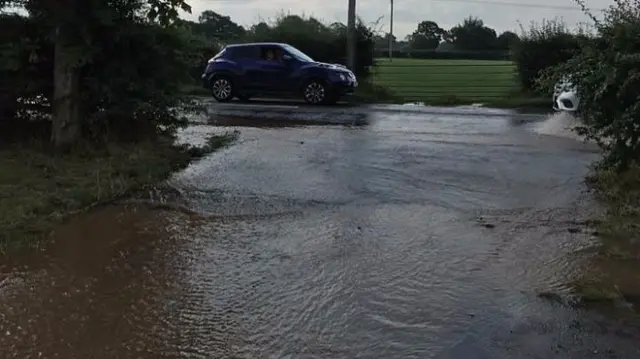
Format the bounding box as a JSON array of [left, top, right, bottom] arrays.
[[2, 103, 640, 358]]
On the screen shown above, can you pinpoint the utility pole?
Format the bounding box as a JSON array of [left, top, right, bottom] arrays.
[[388, 0, 394, 62], [347, 0, 356, 71]]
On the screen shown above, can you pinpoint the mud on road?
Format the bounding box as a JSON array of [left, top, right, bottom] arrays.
[[2, 104, 640, 358]]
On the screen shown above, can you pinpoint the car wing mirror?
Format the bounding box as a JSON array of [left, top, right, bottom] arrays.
[[282, 54, 292, 61]]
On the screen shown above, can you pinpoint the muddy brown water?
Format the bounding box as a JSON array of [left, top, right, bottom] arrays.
[[2, 107, 640, 358]]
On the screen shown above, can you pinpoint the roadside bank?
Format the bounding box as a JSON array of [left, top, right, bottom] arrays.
[[528, 113, 640, 313], [354, 83, 549, 112], [0, 133, 236, 254], [571, 165, 640, 311]]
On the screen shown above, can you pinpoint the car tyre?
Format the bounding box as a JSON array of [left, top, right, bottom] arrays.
[[211, 75, 234, 102], [302, 80, 328, 105]]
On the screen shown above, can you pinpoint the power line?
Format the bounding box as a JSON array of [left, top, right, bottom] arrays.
[[3, 0, 597, 12], [205, 0, 606, 11], [423, 0, 606, 11]]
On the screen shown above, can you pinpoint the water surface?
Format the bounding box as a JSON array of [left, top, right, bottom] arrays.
[[2, 108, 639, 358]]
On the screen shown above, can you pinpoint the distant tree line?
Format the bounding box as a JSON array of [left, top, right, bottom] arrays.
[[373, 16, 520, 59], [178, 12, 521, 62]]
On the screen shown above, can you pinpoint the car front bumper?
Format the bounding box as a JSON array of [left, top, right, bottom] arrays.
[[328, 71, 358, 95], [201, 73, 211, 88], [333, 84, 356, 95], [330, 79, 358, 96]]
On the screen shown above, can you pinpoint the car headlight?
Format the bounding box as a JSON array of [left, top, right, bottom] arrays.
[[330, 71, 347, 80]]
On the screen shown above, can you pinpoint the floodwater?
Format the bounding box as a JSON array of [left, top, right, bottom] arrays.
[[2, 105, 640, 358]]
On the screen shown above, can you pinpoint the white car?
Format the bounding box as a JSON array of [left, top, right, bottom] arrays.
[[553, 78, 580, 112]]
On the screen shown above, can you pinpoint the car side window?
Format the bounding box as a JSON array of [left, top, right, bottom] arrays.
[[260, 47, 283, 62], [229, 46, 258, 60]]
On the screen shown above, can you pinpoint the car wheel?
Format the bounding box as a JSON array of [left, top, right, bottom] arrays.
[[211, 76, 234, 102], [303, 80, 327, 105]]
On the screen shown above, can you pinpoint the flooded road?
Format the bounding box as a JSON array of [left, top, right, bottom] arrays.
[[2, 106, 640, 358]]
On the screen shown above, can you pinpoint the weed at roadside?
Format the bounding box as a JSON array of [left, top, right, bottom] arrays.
[[587, 165, 640, 257], [0, 133, 236, 253]]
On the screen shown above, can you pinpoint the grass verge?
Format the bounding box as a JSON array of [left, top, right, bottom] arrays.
[[372, 58, 518, 102], [371, 58, 550, 110], [352, 81, 403, 104], [355, 82, 548, 110], [0, 133, 236, 253], [571, 165, 640, 306]]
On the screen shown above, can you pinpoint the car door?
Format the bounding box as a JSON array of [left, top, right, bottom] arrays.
[[228, 45, 263, 91], [257, 46, 294, 93]]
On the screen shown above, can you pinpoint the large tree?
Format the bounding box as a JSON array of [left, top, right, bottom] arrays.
[[408, 20, 445, 50], [0, 0, 191, 150], [447, 17, 498, 51], [197, 10, 245, 41], [496, 30, 520, 51]]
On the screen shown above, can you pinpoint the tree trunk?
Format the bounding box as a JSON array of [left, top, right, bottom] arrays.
[[51, 26, 81, 151]]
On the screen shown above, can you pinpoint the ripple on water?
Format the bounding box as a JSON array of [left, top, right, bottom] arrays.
[[3, 112, 639, 358], [159, 202, 536, 357]]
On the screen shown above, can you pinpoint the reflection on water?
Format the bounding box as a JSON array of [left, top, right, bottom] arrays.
[[209, 116, 369, 128], [0, 206, 189, 358]]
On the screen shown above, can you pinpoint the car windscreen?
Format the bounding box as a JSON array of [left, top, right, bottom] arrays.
[[213, 47, 227, 59], [284, 45, 314, 62]]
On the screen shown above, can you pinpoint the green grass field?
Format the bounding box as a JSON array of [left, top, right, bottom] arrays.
[[372, 58, 521, 104]]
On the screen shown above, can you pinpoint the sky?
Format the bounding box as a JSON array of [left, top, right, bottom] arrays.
[[181, 0, 612, 39]]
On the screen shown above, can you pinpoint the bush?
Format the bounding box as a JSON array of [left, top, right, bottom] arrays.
[[538, 0, 640, 170], [0, 8, 204, 145], [80, 20, 203, 142], [175, 19, 222, 81], [0, 14, 52, 122], [512, 19, 583, 93]]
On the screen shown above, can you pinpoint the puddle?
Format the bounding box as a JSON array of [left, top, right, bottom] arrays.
[[2, 110, 639, 358], [0, 205, 211, 357]]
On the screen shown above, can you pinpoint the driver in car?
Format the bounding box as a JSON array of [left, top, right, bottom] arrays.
[[265, 49, 283, 62], [265, 49, 275, 61]]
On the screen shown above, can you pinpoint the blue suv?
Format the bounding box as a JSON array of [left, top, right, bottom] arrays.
[[201, 42, 358, 105]]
